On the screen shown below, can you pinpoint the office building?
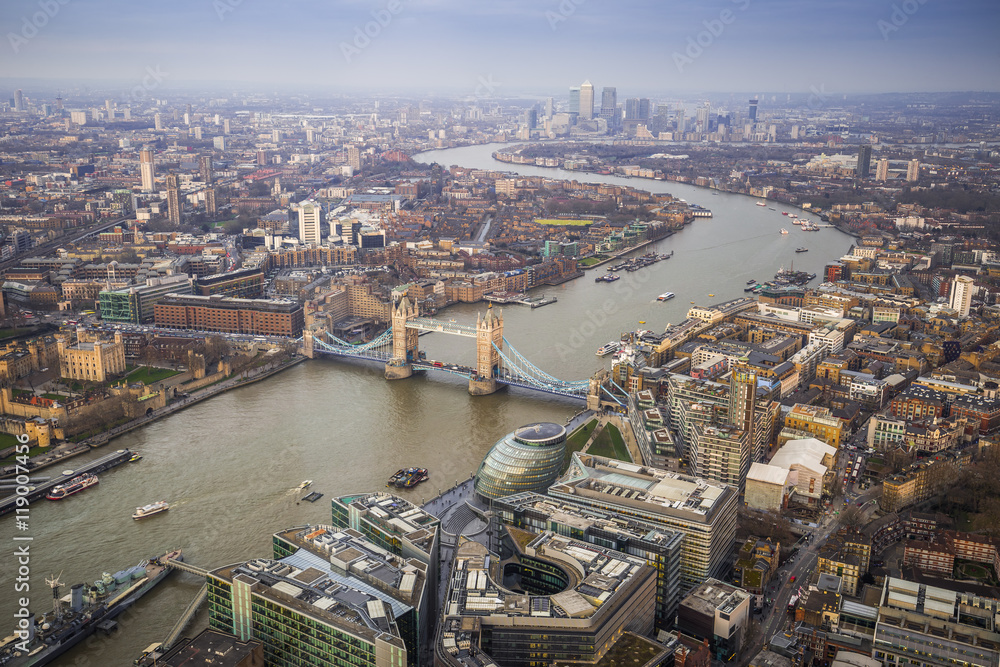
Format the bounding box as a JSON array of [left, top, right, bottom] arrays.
[[434, 531, 658, 667], [568, 86, 580, 116], [676, 578, 751, 661], [906, 158, 920, 182], [474, 422, 566, 500], [196, 268, 264, 299], [139, 628, 263, 667], [329, 492, 440, 573], [625, 97, 651, 121], [544, 97, 554, 119], [207, 552, 409, 667], [578, 79, 594, 120], [748, 98, 758, 123], [522, 108, 537, 129], [99, 275, 194, 324], [14, 89, 24, 112], [873, 578, 1000, 667], [272, 524, 434, 665], [856, 144, 872, 179], [949, 275, 974, 317], [492, 491, 683, 631], [550, 453, 739, 592], [600, 86, 617, 127], [154, 294, 305, 337], [139, 147, 156, 192], [298, 201, 323, 246], [166, 173, 182, 225]]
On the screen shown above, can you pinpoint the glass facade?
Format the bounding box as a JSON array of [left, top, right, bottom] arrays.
[[474, 422, 566, 500]]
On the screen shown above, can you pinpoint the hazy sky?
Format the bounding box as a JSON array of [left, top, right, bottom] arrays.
[[3, 0, 999, 95]]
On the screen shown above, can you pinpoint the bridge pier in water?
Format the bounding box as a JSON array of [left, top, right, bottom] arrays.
[[385, 297, 419, 381], [469, 305, 503, 396]]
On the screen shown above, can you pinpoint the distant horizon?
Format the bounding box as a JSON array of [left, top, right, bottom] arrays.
[[3, 0, 998, 97], [3, 77, 1000, 103]]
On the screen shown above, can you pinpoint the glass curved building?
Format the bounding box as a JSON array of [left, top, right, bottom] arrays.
[[474, 422, 567, 500]]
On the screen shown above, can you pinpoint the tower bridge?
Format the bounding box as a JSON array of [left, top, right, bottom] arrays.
[[302, 298, 609, 404]]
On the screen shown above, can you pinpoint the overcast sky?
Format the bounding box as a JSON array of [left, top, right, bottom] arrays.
[[3, 0, 999, 96]]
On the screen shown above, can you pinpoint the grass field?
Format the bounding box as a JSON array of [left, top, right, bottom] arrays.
[[563, 419, 597, 471], [0, 327, 34, 340], [124, 366, 182, 385], [578, 257, 602, 266], [587, 423, 631, 462], [533, 218, 592, 226]]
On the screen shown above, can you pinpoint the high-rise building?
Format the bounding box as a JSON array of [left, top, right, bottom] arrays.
[[223, 117, 231, 134], [205, 187, 217, 216], [906, 158, 920, 182], [857, 144, 873, 178], [876, 158, 889, 181], [165, 173, 182, 225], [139, 147, 156, 193], [153, 113, 163, 131], [696, 102, 711, 133], [213, 136, 227, 151], [600, 86, 617, 128], [550, 452, 739, 592], [13, 89, 24, 112], [105, 99, 114, 120], [949, 275, 975, 317], [346, 146, 361, 171], [544, 97, 554, 119], [578, 80, 594, 120], [522, 108, 537, 130], [748, 98, 758, 122], [199, 155, 213, 184], [492, 492, 683, 632], [625, 97, 651, 121], [298, 201, 323, 246], [568, 86, 580, 116]]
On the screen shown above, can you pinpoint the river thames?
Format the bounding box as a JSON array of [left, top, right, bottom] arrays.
[[0, 142, 853, 666]]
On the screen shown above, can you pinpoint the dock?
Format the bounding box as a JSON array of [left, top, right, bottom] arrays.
[[0, 448, 133, 517], [483, 292, 558, 308], [303, 491, 324, 502]]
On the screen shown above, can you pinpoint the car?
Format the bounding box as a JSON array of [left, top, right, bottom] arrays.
[[790, 576, 796, 583]]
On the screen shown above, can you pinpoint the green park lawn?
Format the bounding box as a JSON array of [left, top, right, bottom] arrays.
[[587, 423, 631, 462], [124, 366, 181, 385]]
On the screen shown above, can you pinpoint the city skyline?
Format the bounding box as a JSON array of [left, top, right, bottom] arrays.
[[2, 0, 999, 94]]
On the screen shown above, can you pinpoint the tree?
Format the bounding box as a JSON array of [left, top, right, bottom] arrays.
[[838, 506, 865, 530], [139, 345, 160, 372]]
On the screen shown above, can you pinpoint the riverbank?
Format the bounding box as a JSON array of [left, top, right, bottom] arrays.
[[2, 355, 306, 480], [489, 145, 841, 229]]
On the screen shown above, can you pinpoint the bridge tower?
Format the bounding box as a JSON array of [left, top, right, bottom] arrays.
[[301, 328, 316, 359], [385, 297, 419, 380], [470, 304, 503, 395]]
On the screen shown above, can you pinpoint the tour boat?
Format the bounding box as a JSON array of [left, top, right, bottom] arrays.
[[133, 501, 169, 520], [596, 341, 621, 357], [46, 473, 99, 500], [657, 292, 675, 301]]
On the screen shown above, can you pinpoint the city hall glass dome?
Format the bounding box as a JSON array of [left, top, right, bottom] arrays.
[[474, 422, 567, 500]]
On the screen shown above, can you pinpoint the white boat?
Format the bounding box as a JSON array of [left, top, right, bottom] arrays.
[[596, 342, 620, 357], [657, 292, 675, 301], [756, 201, 767, 207], [298, 480, 313, 490], [779, 228, 789, 235], [133, 501, 169, 520]]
